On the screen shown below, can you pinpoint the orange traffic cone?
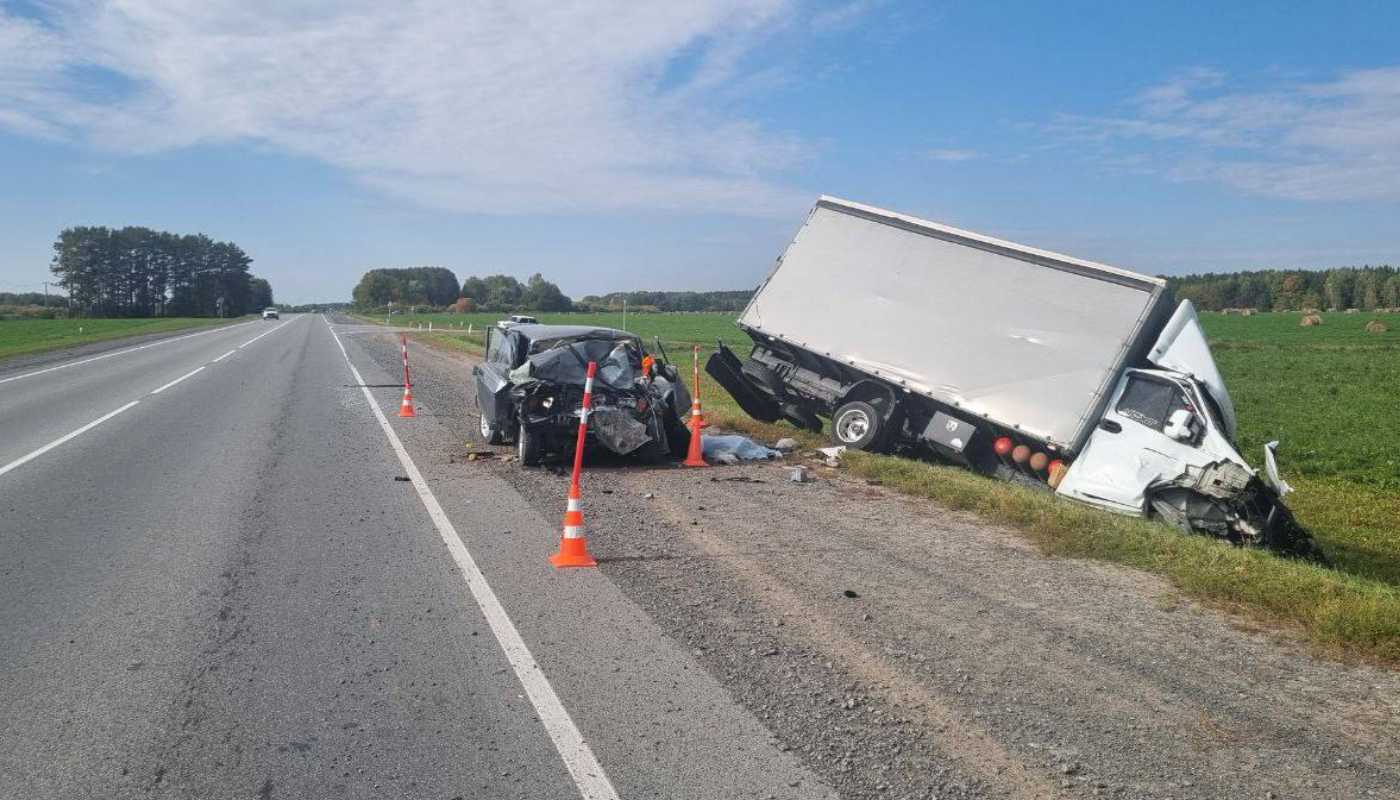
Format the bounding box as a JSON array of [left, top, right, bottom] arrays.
[[550, 482, 597, 568], [397, 385, 416, 418], [683, 398, 707, 467]]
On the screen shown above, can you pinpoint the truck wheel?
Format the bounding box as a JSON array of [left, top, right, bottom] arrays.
[[831, 400, 885, 451], [517, 422, 542, 466], [479, 413, 506, 445]]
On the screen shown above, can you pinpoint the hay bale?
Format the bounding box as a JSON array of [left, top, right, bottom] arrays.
[[1365, 320, 1389, 334], [1346, 308, 1360, 314], [1241, 308, 1256, 316], [1300, 313, 1323, 327]]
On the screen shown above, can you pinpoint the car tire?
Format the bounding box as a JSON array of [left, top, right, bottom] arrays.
[[517, 422, 542, 466], [831, 400, 885, 451], [479, 412, 506, 445]]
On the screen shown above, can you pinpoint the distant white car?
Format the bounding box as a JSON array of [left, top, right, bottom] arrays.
[[262, 307, 279, 320]]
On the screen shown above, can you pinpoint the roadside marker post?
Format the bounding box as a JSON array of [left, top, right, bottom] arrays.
[[683, 346, 708, 467], [550, 361, 599, 568], [397, 334, 417, 418]]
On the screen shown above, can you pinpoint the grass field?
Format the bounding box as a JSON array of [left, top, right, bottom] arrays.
[[380, 308, 1400, 663], [0, 317, 240, 361]]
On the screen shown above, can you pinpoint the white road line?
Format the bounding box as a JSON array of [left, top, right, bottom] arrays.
[[150, 366, 205, 395], [211, 349, 237, 363], [324, 318, 620, 800], [0, 320, 256, 386], [0, 401, 140, 479], [238, 320, 289, 349]]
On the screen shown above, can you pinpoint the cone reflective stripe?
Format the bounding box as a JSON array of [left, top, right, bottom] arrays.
[[550, 361, 599, 568], [683, 346, 708, 467], [397, 385, 416, 417]]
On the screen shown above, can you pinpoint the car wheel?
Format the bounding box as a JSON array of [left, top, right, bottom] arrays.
[[479, 412, 506, 445], [831, 400, 884, 451], [517, 422, 542, 466]]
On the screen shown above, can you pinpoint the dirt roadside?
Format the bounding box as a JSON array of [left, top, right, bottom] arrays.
[[345, 319, 1400, 800]]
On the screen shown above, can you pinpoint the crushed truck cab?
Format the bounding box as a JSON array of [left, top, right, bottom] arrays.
[[710, 196, 1313, 554]]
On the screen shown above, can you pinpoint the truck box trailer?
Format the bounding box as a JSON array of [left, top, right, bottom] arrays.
[[709, 197, 1312, 553]]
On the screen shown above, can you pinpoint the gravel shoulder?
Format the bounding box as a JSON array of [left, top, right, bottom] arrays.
[[353, 319, 1400, 800]]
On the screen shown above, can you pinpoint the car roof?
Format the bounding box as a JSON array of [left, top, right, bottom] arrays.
[[507, 323, 635, 343]]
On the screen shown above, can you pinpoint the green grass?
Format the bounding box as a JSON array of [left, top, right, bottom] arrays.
[[365, 307, 1400, 662], [0, 317, 240, 361]]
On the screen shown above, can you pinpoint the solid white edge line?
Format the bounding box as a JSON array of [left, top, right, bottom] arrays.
[[150, 365, 205, 395], [0, 320, 257, 386], [323, 317, 620, 800], [0, 400, 140, 478], [211, 349, 237, 363]]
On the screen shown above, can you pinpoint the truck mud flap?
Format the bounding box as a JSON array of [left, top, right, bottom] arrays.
[[706, 343, 782, 423]]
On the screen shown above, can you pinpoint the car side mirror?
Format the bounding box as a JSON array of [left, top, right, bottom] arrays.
[[1164, 408, 1196, 441]]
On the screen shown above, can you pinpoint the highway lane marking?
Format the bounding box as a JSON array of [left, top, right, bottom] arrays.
[[211, 349, 237, 363], [150, 366, 205, 395], [325, 317, 620, 800], [0, 401, 141, 479], [0, 318, 300, 480], [237, 320, 289, 349], [0, 320, 258, 386]]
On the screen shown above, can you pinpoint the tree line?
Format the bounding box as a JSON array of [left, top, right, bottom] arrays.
[[351, 268, 574, 312], [50, 226, 271, 317], [574, 290, 753, 312], [1167, 267, 1400, 312]]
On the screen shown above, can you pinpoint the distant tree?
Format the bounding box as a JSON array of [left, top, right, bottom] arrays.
[[249, 276, 274, 309], [520, 273, 573, 311], [1324, 269, 1356, 310], [352, 267, 459, 308], [1383, 275, 1400, 309]]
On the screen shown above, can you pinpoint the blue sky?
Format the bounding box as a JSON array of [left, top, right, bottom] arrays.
[[2, 1, 1397, 303]]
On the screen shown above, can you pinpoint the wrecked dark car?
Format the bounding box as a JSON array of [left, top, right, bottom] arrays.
[[472, 324, 691, 466]]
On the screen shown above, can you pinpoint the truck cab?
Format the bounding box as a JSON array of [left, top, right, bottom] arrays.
[[1055, 302, 1297, 548]]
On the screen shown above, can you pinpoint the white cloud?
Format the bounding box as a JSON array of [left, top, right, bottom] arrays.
[[1048, 66, 1400, 202], [0, 1, 816, 216], [923, 148, 979, 162], [810, 0, 879, 31]]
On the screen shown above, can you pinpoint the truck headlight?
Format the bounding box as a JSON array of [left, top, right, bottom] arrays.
[[541, 396, 554, 409]]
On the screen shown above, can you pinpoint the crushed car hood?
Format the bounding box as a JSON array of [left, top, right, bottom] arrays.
[[510, 338, 637, 390], [1146, 300, 1237, 440]]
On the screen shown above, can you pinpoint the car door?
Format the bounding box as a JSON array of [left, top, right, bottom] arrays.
[[472, 328, 514, 425]]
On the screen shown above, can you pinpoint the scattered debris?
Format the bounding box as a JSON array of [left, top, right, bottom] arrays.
[[393, 476, 411, 482], [1365, 320, 1389, 334], [789, 465, 811, 483], [773, 437, 799, 453], [842, 589, 860, 598], [641, 492, 655, 499], [817, 446, 846, 467]]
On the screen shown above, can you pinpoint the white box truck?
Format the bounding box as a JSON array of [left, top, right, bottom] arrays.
[[709, 196, 1312, 553]]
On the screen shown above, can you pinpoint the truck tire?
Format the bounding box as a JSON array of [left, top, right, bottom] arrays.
[[517, 422, 543, 466], [831, 400, 885, 451], [479, 413, 506, 445]]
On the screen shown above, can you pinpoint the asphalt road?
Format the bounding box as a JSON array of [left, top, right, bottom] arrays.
[[0, 315, 829, 799]]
